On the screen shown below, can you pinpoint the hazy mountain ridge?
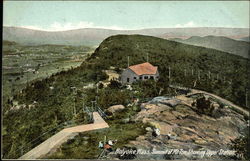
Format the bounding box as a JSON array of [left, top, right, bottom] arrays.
[[169, 36, 250, 59], [239, 36, 250, 42], [3, 26, 249, 47]]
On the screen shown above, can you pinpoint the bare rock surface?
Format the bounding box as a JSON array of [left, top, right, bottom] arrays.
[[122, 96, 248, 160]]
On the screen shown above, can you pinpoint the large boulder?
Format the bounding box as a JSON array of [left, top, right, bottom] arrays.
[[107, 105, 125, 114]]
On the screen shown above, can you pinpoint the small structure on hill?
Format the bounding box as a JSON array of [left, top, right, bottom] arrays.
[[120, 62, 159, 84]]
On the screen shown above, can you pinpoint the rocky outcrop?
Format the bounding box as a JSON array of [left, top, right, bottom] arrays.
[[126, 96, 248, 160]]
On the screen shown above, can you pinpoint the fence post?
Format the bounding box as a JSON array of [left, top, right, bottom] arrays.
[[21, 145, 23, 156], [104, 135, 106, 144]]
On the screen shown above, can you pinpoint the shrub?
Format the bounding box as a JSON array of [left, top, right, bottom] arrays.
[[231, 132, 250, 160], [108, 80, 122, 89], [195, 96, 214, 116]]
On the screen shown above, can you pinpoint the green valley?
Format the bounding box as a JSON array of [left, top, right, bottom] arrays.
[[3, 41, 94, 101]]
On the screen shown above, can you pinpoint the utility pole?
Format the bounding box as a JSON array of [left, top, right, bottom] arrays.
[[168, 66, 171, 81], [21, 146, 23, 156], [71, 87, 77, 116], [25, 62, 29, 109], [95, 96, 98, 109], [82, 102, 85, 113], [246, 89, 248, 108], [127, 56, 130, 67], [26, 68, 28, 87], [198, 70, 200, 80], [74, 89, 77, 116], [146, 53, 149, 62], [208, 71, 211, 79], [91, 101, 96, 112], [10, 79, 14, 100]]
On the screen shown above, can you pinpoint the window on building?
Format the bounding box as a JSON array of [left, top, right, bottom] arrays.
[[144, 76, 148, 79], [127, 78, 130, 82], [134, 77, 137, 80], [139, 76, 142, 80], [150, 76, 154, 79]]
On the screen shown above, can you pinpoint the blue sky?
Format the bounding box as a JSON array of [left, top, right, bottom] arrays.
[[3, 1, 249, 31]]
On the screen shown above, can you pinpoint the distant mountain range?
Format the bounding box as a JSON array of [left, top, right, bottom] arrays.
[[3, 26, 249, 47], [169, 36, 250, 59], [238, 36, 250, 42]]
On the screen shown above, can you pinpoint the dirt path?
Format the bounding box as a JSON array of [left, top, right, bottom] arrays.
[[19, 112, 109, 159], [170, 85, 249, 117], [190, 89, 249, 117]]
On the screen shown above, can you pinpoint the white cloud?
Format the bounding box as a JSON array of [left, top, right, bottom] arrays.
[[98, 25, 125, 30], [19, 25, 45, 31], [49, 21, 94, 31], [175, 21, 197, 28], [19, 21, 126, 31], [15, 21, 202, 31]]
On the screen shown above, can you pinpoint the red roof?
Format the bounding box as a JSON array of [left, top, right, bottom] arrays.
[[128, 62, 158, 75]]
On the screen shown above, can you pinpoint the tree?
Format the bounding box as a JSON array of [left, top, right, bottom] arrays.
[[231, 132, 250, 160], [108, 80, 122, 89], [98, 82, 104, 89], [194, 96, 214, 116]]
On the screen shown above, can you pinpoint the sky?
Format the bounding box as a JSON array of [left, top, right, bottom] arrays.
[[3, 1, 250, 31]]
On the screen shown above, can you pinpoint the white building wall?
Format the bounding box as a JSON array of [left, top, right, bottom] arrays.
[[121, 68, 160, 84], [121, 69, 139, 84]]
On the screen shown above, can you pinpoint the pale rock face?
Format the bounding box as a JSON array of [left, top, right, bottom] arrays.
[[123, 96, 248, 160], [107, 105, 125, 114]]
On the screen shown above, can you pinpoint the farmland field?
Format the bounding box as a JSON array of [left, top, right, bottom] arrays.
[[2, 41, 94, 100]]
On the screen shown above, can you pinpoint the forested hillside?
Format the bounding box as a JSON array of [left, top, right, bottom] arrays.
[[89, 35, 249, 108], [3, 35, 249, 159]]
